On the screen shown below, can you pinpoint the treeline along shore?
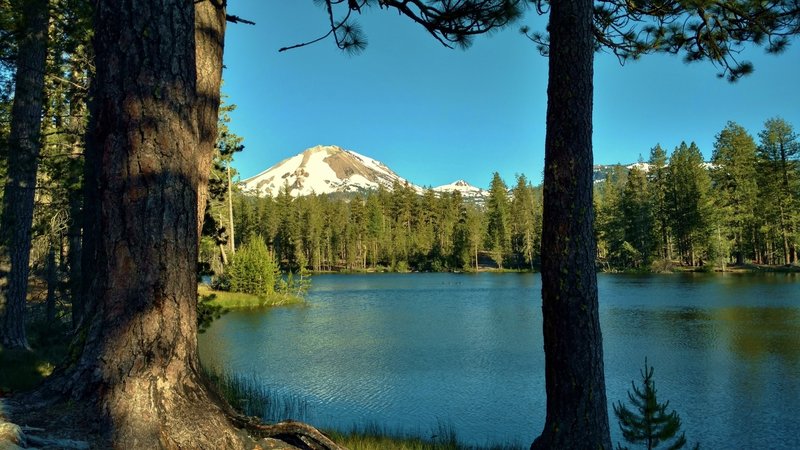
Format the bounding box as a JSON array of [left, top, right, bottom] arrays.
[[207, 119, 799, 274]]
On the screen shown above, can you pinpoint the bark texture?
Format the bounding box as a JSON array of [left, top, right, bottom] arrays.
[[48, 0, 249, 447], [20, 2, 347, 448], [0, 0, 49, 350], [195, 0, 226, 237], [531, 0, 612, 448]]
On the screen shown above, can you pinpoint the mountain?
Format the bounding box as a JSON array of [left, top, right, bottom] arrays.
[[240, 145, 490, 200], [432, 179, 488, 202], [240, 145, 422, 197]]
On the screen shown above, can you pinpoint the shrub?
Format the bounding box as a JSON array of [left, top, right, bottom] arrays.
[[226, 238, 279, 297]]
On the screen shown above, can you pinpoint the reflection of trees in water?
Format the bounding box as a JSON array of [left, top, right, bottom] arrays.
[[715, 307, 800, 363], [606, 307, 716, 351], [608, 306, 800, 363], [652, 306, 800, 363]]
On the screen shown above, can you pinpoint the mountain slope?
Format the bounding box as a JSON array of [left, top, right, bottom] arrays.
[[432, 179, 488, 201], [240, 145, 422, 197]]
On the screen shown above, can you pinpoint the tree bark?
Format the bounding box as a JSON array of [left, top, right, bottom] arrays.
[[531, 0, 612, 448], [45, 244, 57, 324], [42, 1, 249, 447], [0, 0, 49, 350], [16, 2, 345, 448], [195, 0, 226, 239], [68, 187, 83, 329]]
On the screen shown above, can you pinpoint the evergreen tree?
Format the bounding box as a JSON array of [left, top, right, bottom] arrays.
[[621, 166, 655, 269], [757, 118, 799, 264], [711, 122, 758, 265], [648, 145, 671, 262], [485, 172, 510, 268], [595, 165, 627, 268], [0, 0, 50, 349], [614, 359, 695, 450], [667, 143, 714, 266], [510, 174, 540, 269], [201, 94, 244, 272], [226, 237, 279, 297]]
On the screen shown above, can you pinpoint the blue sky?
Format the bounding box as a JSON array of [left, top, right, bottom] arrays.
[[222, 1, 800, 188]]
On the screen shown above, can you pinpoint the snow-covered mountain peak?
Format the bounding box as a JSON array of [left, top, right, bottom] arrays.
[[239, 145, 421, 197], [432, 179, 488, 201]]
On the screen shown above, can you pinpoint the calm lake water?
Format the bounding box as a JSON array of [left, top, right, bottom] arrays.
[[198, 272, 800, 448]]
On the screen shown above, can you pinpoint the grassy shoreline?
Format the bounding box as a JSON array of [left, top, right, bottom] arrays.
[[198, 284, 304, 309], [204, 368, 523, 450]]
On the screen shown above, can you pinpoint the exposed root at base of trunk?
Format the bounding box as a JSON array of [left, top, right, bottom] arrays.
[[6, 386, 348, 450], [232, 416, 348, 450]]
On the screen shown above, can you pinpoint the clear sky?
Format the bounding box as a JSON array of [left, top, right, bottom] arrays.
[[222, 1, 800, 188]]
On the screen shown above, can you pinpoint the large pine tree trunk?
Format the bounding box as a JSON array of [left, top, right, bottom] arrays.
[[195, 0, 226, 237], [16, 2, 345, 448], [35, 1, 249, 447], [531, 0, 612, 448], [0, 0, 49, 350]]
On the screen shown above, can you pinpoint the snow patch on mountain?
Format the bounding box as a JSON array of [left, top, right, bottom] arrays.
[[240, 145, 422, 197], [432, 180, 488, 200]]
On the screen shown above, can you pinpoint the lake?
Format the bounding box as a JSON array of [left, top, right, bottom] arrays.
[[198, 272, 800, 448]]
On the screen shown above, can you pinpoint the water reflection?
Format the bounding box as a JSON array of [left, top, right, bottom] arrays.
[[715, 307, 800, 363], [199, 272, 800, 449]]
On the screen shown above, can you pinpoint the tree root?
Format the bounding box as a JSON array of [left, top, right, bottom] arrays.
[[231, 415, 348, 450]]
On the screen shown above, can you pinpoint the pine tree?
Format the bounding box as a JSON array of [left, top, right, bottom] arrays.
[[621, 166, 655, 268], [486, 172, 510, 268], [757, 118, 799, 264], [614, 359, 695, 450], [510, 174, 540, 269], [648, 145, 671, 262], [667, 142, 714, 266], [711, 122, 758, 265]]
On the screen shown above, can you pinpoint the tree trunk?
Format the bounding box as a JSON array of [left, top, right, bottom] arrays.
[[0, 0, 49, 350], [19, 2, 344, 448], [41, 1, 247, 447], [531, 0, 611, 448], [68, 188, 83, 329], [779, 206, 790, 265], [195, 0, 226, 239], [45, 244, 57, 324], [228, 163, 236, 254]]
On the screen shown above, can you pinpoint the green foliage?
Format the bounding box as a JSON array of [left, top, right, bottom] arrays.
[[524, 0, 800, 81], [225, 118, 798, 274], [756, 117, 799, 265], [711, 122, 758, 265], [197, 293, 227, 333], [276, 267, 312, 298], [614, 359, 697, 450], [485, 172, 510, 269], [667, 142, 715, 267], [200, 92, 245, 274], [226, 237, 279, 297]]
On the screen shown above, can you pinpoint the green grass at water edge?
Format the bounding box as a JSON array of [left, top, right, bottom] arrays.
[[204, 367, 523, 450], [203, 368, 309, 422], [327, 422, 524, 450], [198, 285, 304, 309]]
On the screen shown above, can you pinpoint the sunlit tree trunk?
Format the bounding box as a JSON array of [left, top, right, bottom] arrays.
[[532, 0, 611, 447], [51, 1, 250, 446], [0, 0, 49, 350]]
